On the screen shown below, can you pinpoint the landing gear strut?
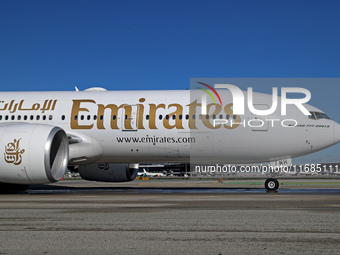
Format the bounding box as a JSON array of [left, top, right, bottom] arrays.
[[265, 178, 279, 191]]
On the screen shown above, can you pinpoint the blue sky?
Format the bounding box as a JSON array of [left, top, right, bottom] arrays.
[[1, 0, 340, 163]]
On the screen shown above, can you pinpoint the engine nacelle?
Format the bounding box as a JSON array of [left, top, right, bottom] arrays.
[[0, 124, 69, 184], [78, 163, 138, 182]]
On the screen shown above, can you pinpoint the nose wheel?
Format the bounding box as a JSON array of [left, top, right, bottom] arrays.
[[265, 178, 279, 191]]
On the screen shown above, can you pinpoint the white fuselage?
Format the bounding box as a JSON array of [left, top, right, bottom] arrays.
[[1, 89, 339, 165]]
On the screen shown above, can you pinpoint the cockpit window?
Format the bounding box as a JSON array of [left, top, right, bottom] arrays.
[[308, 112, 316, 120], [309, 111, 331, 120], [315, 112, 323, 119], [320, 113, 331, 119]]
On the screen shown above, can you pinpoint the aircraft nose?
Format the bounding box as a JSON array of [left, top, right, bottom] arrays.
[[335, 122, 340, 144]]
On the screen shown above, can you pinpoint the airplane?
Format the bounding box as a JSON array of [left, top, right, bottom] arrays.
[[0, 86, 339, 192], [137, 169, 167, 177]]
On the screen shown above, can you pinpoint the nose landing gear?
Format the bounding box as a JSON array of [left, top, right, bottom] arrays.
[[265, 178, 279, 191]]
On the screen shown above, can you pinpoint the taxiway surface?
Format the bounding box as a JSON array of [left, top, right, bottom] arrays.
[[0, 179, 340, 254]]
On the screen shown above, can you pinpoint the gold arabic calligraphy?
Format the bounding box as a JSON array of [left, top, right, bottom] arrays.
[[0, 100, 57, 113], [4, 139, 25, 165]]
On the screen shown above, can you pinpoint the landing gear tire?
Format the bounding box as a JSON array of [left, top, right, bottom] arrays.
[[265, 178, 279, 191]]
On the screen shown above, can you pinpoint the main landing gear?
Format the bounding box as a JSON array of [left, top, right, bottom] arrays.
[[265, 178, 279, 191]]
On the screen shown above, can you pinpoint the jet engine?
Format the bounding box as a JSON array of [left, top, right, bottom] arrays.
[[78, 163, 138, 182], [0, 124, 69, 185]]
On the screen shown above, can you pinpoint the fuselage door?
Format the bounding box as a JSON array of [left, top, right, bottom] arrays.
[[121, 105, 138, 131]]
